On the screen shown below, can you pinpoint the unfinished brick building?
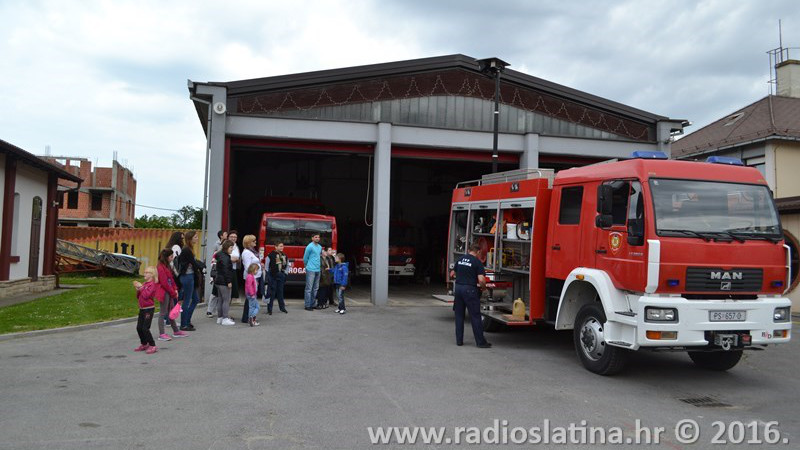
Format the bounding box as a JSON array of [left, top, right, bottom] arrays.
[[42, 157, 136, 228]]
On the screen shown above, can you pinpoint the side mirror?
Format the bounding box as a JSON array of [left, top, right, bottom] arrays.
[[596, 185, 613, 215], [595, 214, 613, 228]]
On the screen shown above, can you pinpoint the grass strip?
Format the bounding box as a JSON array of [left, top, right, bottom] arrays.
[[0, 275, 142, 334]]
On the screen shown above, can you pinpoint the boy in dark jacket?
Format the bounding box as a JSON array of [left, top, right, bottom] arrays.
[[332, 253, 349, 314]]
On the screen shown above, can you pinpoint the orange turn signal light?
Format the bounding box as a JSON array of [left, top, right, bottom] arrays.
[[646, 331, 678, 340], [576, 274, 585, 281]]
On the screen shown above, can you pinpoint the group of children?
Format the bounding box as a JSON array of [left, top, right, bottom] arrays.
[[133, 241, 350, 353]]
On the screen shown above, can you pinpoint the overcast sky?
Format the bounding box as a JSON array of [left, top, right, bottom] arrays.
[[1, 0, 798, 214]]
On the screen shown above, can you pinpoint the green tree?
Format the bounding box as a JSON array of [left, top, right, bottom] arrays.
[[171, 205, 203, 229], [135, 205, 205, 229], [135, 214, 172, 229]]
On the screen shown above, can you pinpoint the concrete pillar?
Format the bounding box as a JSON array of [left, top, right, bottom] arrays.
[[521, 133, 539, 169], [371, 123, 391, 306], [656, 120, 686, 157], [196, 84, 228, 300]]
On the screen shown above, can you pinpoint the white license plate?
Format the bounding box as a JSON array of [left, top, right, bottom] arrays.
[[709, 310, 746, 322]]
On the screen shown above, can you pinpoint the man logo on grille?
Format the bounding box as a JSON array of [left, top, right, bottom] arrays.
[[710, 271, 743, 280], [720, 281, 732, 290]]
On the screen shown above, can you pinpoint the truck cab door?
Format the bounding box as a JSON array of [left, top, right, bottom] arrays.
[[547, 185, 585, 279], [594, 180, 647, 291]]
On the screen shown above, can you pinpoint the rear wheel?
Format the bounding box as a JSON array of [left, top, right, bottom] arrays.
[[688, 350, 743, 371], [573, 303, 628, 375]]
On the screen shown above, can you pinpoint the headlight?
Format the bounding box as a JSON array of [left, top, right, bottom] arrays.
[[774, 307, 790, 322], [645, 307, 678, 322]]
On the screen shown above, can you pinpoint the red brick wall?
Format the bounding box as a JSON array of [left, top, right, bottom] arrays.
[[43, 157, 136, 226], [95, 167, 112, 187]]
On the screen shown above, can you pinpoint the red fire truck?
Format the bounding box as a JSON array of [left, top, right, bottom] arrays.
[[356, 221, 416, 279], [447, 152, 792, 375], [258, 212, 337, 286]]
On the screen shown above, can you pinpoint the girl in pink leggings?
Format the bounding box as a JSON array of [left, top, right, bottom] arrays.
[[133, 267, 159, 354]]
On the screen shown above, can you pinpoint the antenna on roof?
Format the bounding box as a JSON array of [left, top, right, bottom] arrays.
[[767, 19, 790, 96]]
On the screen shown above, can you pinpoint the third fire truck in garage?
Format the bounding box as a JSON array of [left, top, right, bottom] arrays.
[[447, 152, 792, 375]]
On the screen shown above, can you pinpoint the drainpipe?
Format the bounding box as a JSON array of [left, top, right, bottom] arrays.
[[190, 88, 213, 262]]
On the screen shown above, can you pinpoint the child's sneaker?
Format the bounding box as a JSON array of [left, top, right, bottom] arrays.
[[157, 334, 172, 341], [334, 309, 341, 313], [253, 320, 260, 326], [339, 309, 346, 315], [145, 345, 158, 354], [206, 312, 214, 318], [134, 344, 148, 352], [221, 318, 235, 326], [173, 330, 189, 338]]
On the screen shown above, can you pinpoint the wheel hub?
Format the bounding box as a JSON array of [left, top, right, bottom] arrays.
[[579, 317, 605, 361]]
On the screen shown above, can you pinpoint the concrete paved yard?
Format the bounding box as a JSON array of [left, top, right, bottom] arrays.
[[0, 302, 798, 449]]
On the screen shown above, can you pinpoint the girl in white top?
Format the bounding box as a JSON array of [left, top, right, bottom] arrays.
[[240, 234, 263, 323]]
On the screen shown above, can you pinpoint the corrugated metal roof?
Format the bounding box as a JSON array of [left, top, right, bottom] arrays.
[[190, 54, 673, 132]]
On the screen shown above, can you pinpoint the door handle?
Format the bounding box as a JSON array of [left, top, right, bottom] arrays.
[[596, 248, 607, 254], [552, 245, 561, 250]]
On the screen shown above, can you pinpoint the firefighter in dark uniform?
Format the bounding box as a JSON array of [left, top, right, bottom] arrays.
[[450, 243, 492, 348]]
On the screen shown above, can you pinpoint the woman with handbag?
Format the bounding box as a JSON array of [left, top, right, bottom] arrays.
[[177, 231, 202, 331]]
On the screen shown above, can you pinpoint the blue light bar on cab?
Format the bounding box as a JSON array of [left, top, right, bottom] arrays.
[[706, 156, 744, 166], [630, 151, 668, 160]]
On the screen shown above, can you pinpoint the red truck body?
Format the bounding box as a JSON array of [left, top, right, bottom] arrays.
[[447, 156, 791, 374]]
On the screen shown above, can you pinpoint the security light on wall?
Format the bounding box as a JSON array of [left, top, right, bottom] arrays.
[[213, 102, 227, 115]]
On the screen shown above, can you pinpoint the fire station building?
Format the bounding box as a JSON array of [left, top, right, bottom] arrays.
[[188, 54, 686, 304]]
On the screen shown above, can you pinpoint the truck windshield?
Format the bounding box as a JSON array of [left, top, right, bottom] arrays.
[[266, 219, 333, 248], [649, 179, 781, 240]]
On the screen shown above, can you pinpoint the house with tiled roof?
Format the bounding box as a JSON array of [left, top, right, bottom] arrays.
[[0, 139, 83, 298], [672, 55, 800, 307]]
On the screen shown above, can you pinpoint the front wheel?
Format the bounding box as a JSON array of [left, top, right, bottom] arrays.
[[688, 350, 743, 371], [573, 303, 628, 375]]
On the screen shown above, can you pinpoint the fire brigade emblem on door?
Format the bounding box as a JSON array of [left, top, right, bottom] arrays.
[[609, 232, 623, 255]]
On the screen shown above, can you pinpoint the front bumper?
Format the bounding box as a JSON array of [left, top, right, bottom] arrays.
[[631, 295, 792, 349], [357, 263, 415, 277]]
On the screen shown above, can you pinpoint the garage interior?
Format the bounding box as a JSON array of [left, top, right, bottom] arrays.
[[228, 139, 599, 298]]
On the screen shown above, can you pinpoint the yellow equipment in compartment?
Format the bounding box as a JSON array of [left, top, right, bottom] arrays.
[[511, 298, 526, 320]]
